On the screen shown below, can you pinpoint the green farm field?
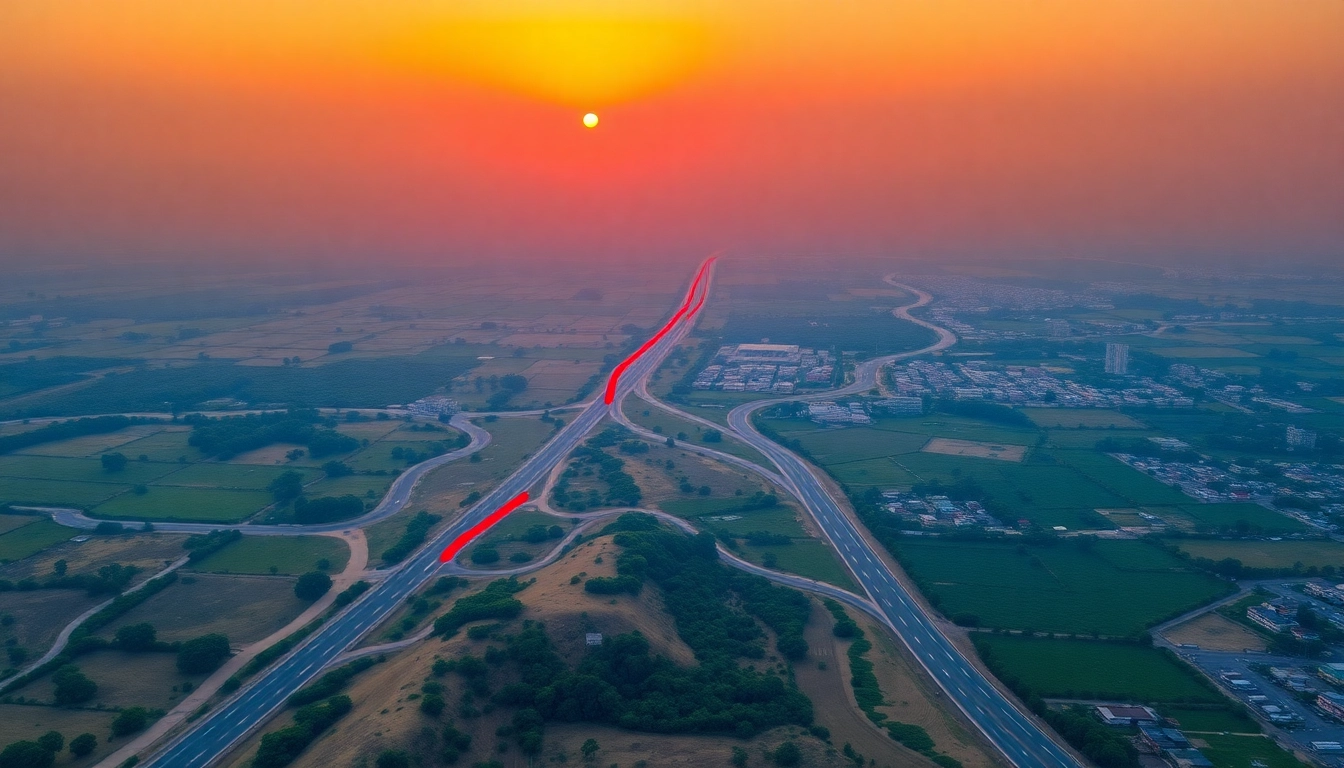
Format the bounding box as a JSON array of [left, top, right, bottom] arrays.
[[735, 538, 858, 591], [0, 518, 76, 563], [894, 538, 1230, 636], [974, 634, 1221, 703], [1023, 409, 1146, 429], [90, 486, 274, 523], [189, 535, 350, 575]]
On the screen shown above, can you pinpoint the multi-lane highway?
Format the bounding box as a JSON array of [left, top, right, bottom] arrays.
[[704, 286, 1082, 768], [139, 260, 716, 768]]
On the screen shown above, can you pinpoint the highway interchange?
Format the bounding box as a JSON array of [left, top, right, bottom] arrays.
[[114, 261, 1082, 767]]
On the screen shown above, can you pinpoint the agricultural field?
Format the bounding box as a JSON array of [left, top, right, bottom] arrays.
[[0, 517, 76, 563], [1, 532, 187, 581], [102, 573, 309, 645], [1167, 503, 1307, 534], [188, 536, 350, 576], [27, 648, 208, 711], [0, 704, 119, 764], [0, 588, 104, 664], [732, 539, 858, 591], [973, 634, 1222, 703], [1197, 734, 1311, 768], [1174, 539, 1344, 570], [625, 404, 773, 466], [893, 538, 1229, 636]]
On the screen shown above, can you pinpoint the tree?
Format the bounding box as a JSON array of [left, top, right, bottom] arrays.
[[731, 746, 749, 767], [702, 429, 723, 443], [52, 665, 97, 706], [110, 707, 150, 737], [35, 733, 62, 754], [772, 742, 801, 767], [177, 634, 231, 674], [420, 693, 445, 717], [294, 572, 333, 601], [68, 734, 97, 758], [0, 741, 54, 768], [267, 470, 305, 503], [100, 452, 127, 472], [499, 374, 529, 394], [115, 622, 158, 652], [581, 738, 600, 761]]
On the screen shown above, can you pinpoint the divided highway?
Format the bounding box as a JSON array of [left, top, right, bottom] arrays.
[[139, 260, 716, 768]]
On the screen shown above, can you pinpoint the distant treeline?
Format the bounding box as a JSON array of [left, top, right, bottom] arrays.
[[0, 415, 155, 456], [186, 410, 359, 459]]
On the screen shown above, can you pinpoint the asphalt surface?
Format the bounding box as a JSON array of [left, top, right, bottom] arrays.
[[138, 262, 715, 768], [711, 284, 1082, 768]]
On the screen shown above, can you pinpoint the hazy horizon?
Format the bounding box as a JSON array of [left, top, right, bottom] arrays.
[[3, 1, 1342, 270]]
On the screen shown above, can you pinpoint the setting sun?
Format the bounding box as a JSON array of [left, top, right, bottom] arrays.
[[582, 112, 599, 128]]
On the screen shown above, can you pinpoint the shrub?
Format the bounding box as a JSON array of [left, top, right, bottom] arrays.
[[35, 732, 63, 753], [111, 707, 151, 737], [52, 665, 97, 706], [177, 634, 231, 674], [294, 572, 333, 601], [69, 733, 97, 757], [772, 741, 801, 766], [0, 741, 54, 768]]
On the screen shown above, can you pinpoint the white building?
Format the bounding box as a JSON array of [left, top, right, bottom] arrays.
[[1105, 343, 1129, 375]]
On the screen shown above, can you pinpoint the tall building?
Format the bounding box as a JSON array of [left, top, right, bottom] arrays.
[[1287, 426, 1317, 450], [1104, 343, 1129, 375]]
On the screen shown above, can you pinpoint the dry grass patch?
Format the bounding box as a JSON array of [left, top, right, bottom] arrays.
[[26, 649, 204, 711], [921, 437, 1027, 462], [0, 589, 104, 658], [0, 704, 117, 764], [103, 573, 308, 645], [1163, 611, 1268, 653], [0, 532, 187, 582]]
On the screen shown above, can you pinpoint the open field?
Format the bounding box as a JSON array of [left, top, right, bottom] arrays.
[[0, 514, 35, 535], [1170, 503, 1307, 534], [1162, 612, 1268, 653], [1023, 409, 1147, 429], [104, 573, 308, 645], [1198, 734, 1311, 768], [13, 423, 168, 457], [0, 518, 77, 563], [1175, 539, 1344, 570], [0, 588, 104, 661], [90, 486, 275, 523], [894, 538, 1230, 636], [921, 437, 1026, 462], [0, 704, 118, 764], [625, 405, 774, 466], [974, 635, 1222, 703], [734, 539, 858, 591], [27, 648, 207, 711], [189, 536, 350, 576], [1, 532, 187, 581]]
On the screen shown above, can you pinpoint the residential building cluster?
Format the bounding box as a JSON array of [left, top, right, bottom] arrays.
[[407, 395, 459, 418], [693, 344, 835, 393], [886, 360, 1194, 408], [807, 401, 872, 426], [880, 490, 1005, 530], [1167, 364, 1317, 415], [1246, 598, 1319, 641], [1110, 452, 1344, 526]]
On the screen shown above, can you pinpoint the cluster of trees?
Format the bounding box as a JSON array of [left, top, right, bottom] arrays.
[[380, 511, 441, 564], [1095, 437, 1202, 463], [432, 579, 527, 637], [0, 415, 148, 456], [177, 633, 232, 674], [551, 430, 643, 511], [0, 730, 98, 768], [933, 398, 1034, 427], [293, 494, 364, 524], [184, 529, 242, 562], [521, 524, 564, 543], [485, 373, 529, 409], [490, 619, 813, 754], [250, 695, 353, 768], [389, 437, 465, 465], [187, 410, 359, 460]]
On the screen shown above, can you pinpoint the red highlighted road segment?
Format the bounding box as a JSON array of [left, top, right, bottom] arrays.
[[438, 491, 531, 562], [603, 258, 715, 405]]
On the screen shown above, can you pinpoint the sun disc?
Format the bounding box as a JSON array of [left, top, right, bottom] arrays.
[[582, 112, 599, 128]]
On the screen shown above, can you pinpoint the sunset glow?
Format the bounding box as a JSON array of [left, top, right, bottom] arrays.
[[1, 1, 1341, 266]]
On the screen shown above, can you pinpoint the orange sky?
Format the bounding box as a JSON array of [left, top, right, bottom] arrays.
[[1, 1, 1341, 268]]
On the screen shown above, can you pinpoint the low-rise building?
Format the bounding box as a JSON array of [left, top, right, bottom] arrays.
[[1247, 605, 1299, 634], [1317, 692, 1344, 722], [1094, 704, 1159, 726], [1318, 663, 1344, 687]]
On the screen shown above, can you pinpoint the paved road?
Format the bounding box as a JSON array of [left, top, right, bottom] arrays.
[[137, 261, 716, 768], [686, 284, 1079, 767]]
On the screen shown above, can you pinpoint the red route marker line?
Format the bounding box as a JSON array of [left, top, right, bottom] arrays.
[[603, 258, 715, 405], [438, 491, 530, 563]]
